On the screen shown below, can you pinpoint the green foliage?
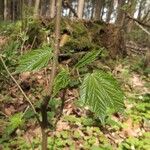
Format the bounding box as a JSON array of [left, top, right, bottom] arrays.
[[127, 27, 150, 47], [0, 21, 22, 36], [47, 98, 61, 121], [80, 71, 125, 122], [75, 50, 101, 68], [106, 117, 123, 130], [53, 68, 70, 96], [127, 94, 150, 123], [0, 40, 20, 73], [64, 36, 92, 51], [64, 115, 95, 126], [16, 46, 53, 72], [119, 135, 150, 150], [3, 113, 24, 137]]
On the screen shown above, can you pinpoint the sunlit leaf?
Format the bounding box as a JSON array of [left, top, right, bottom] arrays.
[[53, 68, 70, 96], [80, 70, 125, 121], [75, 50, 100, 68], [16, 46, 53, 72]]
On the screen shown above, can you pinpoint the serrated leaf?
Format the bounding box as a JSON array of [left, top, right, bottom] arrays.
[[53, 68, 70, 96], [75, 50, 100, 68], [16, 46, 53, 72], [80, 71, 125, 121]]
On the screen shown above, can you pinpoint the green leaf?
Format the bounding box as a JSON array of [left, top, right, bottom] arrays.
[[53, 68, 70, 96], [16, 46, 53, 72], [80, 71, 125, 121], [75, 50, 100, 68]]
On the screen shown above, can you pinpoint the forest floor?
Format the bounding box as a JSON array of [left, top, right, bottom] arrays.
[[0, 22, 150, 150]]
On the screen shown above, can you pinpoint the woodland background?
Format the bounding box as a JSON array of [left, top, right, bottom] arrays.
[[0, 0, 150, 150]]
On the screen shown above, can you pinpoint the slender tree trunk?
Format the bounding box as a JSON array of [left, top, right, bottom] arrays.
[[0, 0, 4, 20], [94, 0, 104, 20], [34, 0, 40, 18], [126, 0, 137, 32], [137, 0, 146, 20], [12, 0, 16, 21], [41, 0, 62, 149], [4, 0, 8, 21], [28, 0, 33, 7], [77, 0, 85, 19], [137, 0, 142, 20], [50, 0, 56, 18], [40, 0, 47, 16], [91, 0, 95, 19], [116, 0, 126, 26], [106, 0, 114, 23]]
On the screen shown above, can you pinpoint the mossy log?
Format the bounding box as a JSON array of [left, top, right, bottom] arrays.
[[27, 18, 127, 58]]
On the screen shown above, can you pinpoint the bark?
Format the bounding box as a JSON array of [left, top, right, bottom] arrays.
[[34, 0, 40, 18], [91, 0, 95, 19], [94, 0, 105, 20], [50, 0, 56, 18], [116, 0, 126, 26], [28, 0, 33, 7], [19, 0, 23, 20], [12, 0, 16, 21], [0, 0, 4, 20], [4, 0, 8, 21], [126, 0, 137, 32], [40, 0, 47, 16], [77, 0, 85, 19], [106, 0, 114, 23], [137, 0, 146, 20]]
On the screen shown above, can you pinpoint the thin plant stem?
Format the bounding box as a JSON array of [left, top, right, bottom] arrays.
[[41, 0, 63, 150], [0, 55, 41, 125]]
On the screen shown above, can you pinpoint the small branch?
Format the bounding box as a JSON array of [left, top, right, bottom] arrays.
[[0, 55, 41, 126], [126, 13, 150, 36], [54, 89, 66, 129], [135, 21, 150, 36], [126, 13, 150, 28]]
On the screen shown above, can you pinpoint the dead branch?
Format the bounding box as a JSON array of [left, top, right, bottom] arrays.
[[126, 13, 150, 28], [135, 21, 150, 36]]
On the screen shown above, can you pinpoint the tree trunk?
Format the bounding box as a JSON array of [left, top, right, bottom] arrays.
[[126, 0, 137, 32], [91, 0, 95, 19], [106, 0, 114, 23], [40, 0, 47, 16], [28, 0, 33, 7], [50, 0, 56, 18], [137, 0, 146, 20], [12, 0, 16, 21], [0, 0, 4, 20], [4, 0, 8, 21], [116, 0, 126, 26], [94, 0, 105, 20], [101, 0, 106, 20], [77, 0, 85, 19], [34, 0, 40, 18]]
